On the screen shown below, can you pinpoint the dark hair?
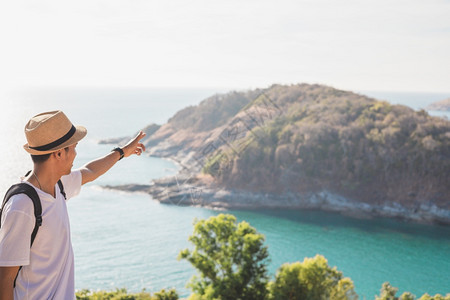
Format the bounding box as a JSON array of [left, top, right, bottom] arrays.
[[30, 147, 69, 164], [30, 153, 51, 164]]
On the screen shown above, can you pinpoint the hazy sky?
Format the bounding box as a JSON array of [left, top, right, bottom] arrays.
[[1, 0, 449, 92]]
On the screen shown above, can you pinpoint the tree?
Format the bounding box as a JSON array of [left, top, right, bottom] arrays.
[[152, 289, 179, 300], [268, 255, 358, 300], [400, 293, 416, 300], [418, 294, 450, 300], [375, 282, 450, 300], [376, 282, 399, 300], [75, 288, 178, 300], [178, 214, 269, 300]]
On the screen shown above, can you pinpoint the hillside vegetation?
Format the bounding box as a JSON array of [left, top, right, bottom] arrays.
[[168, 91, 258, 132], [198, 84, 450, 209]]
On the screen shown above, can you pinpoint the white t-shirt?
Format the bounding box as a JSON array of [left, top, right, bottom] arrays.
[[0, 170, 82, 300]]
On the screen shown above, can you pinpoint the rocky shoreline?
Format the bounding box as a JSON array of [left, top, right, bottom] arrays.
[[101, 139, 450, 226], [104, 170, 450, 226]]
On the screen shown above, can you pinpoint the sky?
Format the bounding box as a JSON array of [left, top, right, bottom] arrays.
[[0, 0, 449, 93]]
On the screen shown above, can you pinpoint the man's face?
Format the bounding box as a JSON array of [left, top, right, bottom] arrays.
[[63, 143, 77, 175]]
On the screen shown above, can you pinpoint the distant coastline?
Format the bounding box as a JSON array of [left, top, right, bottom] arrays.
[[426, 98, 450, 111]]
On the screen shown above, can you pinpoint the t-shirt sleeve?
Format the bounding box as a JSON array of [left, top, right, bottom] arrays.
[[0, 196, 35, 266], [60, 170, 82, 201]]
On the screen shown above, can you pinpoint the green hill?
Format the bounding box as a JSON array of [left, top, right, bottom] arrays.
[[139, 83, 450, 222], [168, 90, 259, 132], [199, 84, 450, 209]]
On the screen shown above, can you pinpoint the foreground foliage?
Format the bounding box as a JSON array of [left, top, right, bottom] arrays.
[[76, 288, 178, 300], [179, 214, 358, 300], [77, 214, 449, 300], [268, 255, 357, 300], [376, 282, 450, 300], [178, 214, 269, 300]]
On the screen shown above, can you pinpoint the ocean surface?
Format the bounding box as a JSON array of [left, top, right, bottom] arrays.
[[0, 87, 449, 298]]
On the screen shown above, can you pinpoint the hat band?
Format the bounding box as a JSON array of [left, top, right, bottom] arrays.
[[29, 125, 76, 151]]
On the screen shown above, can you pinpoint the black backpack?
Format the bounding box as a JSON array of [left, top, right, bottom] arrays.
[[0, 173, 66, 286]]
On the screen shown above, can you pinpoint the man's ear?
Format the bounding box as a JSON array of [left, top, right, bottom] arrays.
[[53, 150, 63, 160]]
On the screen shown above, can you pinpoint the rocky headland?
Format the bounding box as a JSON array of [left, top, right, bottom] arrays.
[[427, 98, 450, 111], [102, 84, 450, 225]]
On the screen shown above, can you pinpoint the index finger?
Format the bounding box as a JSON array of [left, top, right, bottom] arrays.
[[135, 131, 146, 141]]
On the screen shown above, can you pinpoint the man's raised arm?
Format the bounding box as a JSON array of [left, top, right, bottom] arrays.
[[80, 131, 146, 185]]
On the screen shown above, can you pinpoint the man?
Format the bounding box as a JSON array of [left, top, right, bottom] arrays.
[[0, 110, 146, 299]]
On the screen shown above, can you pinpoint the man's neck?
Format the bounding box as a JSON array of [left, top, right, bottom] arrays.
[[27, 165, 61, 198]]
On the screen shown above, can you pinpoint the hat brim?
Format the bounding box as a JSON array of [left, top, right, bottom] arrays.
[[23, 125, 87, 155]]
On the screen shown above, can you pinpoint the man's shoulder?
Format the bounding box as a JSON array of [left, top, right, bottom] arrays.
[[1, 191, 35, 218], [60, 170, 82, 186], [60, 170, 82, 200]]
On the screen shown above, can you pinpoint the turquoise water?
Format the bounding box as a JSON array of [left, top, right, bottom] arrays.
[[1, 88, 449, 298], [230, 209, 450, 298]]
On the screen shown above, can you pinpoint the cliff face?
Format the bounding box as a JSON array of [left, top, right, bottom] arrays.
[[139, 84, 450, 223]]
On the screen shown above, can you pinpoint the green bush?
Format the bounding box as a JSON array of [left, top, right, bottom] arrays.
[[75, 288, 178, 300], [375, 282, 450, 300], [178, 214, 269, 300], [268, 255, 357, 300]]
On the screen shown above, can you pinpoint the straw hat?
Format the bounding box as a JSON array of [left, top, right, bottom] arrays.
[[23, 110, 87, 155]]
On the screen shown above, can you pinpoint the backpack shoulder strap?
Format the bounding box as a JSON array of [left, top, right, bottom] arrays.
[[1, 183, 43, 288], [57, 180, 66, 200], [1, 183, 42, 246]]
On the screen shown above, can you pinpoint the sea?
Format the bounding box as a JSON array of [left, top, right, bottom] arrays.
[[0, 87, 449, 299]]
